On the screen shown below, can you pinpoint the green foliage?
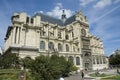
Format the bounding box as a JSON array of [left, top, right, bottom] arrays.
[[101, 75, 120, 80], [20, 56, 33, 69], [109, 54, 120, 66], [29, 55, 74, 80], [0, 69, 21, 80], [0, 53, 19, 69], [89, 73, 110, 77], [70, 66, 79, 72], [0, 53, 76, 80]]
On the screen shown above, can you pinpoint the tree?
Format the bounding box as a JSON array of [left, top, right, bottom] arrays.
[[109, 54, 120, 67], [29, 55, 75, 80], [0, 53, 19, 69], [20, 56, 33, 69]]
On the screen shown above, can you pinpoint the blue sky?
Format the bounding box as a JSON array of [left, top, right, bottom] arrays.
[[0, 0, 120, 56]]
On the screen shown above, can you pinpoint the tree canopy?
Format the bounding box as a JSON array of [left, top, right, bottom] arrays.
[[0, 53, 19, 69], [109, 54, 120, 67], [29, 55, 76, 80]]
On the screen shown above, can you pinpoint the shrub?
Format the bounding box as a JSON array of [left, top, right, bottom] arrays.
[[29, 55, 74, 80]]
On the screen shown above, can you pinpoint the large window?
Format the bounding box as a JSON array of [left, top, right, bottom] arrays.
[[76, 57, 80, 65], [66, 44, 69, 51], [68, 56, 74, 63], [58, 43, 62, 51], [40, 41, 45, 50], [48, 42, 54, 50]]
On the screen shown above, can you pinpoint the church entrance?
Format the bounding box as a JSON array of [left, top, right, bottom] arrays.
[[82, 52, 92, 70], [85, 63, 90, 70]]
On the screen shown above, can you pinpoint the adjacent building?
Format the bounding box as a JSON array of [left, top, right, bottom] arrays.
[[4, 10, 108, 70]]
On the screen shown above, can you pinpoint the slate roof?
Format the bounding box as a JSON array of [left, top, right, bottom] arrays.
[[34, 13, 76, 26]]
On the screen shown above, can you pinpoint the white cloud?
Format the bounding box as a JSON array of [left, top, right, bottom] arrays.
[[94, 0, 112, 8], [39, 11, 43, 13], [46, 3, 73, 19], [80, 0, 94, 6], [56, 3, 63, 8]]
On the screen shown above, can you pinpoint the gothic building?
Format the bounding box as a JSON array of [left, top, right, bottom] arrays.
[[4, 10, 108, 70]]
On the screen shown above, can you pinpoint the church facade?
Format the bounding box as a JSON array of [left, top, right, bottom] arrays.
[[4, 11, 108, 70]]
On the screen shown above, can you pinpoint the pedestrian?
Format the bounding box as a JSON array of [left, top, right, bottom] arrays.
[[81, 70, 84, 80], [117, 68, 120, 74]]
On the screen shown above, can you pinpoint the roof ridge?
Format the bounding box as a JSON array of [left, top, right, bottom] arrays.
[[36, 13, 62, 21], [34, 12, 76, 26]]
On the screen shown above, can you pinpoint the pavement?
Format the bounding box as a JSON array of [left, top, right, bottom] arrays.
[[64, 72, 98, 80], [64, 69, 118, 80]]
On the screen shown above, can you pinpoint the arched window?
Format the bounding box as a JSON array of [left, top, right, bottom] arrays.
[[58, 43, 62, 51], [40, 41, 45, 50], [76, 57, 80, 65], [68, 56, 74, 63], [48, 42, 54, 50], [66, 44, 69, 51]]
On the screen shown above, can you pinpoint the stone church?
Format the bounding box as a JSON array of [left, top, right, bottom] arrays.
[[4, 10, 108, 70]]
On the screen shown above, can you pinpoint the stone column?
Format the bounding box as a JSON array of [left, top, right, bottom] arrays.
[[74, 55, 76, 65], [101, 57, 104, 64], [12, 27, 16, 44], [99, 56, 101, 64], [62, 29, 65, 40], [54, 27, 58, 38], [36, 30, 40, 48], [46, 40, 49, 50], [95, 56, 97, 64], [16, 27, 19, 44], [46, 25, 49, 36]]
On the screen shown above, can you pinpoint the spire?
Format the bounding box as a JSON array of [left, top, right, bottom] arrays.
[[61, 10, 66, 22]]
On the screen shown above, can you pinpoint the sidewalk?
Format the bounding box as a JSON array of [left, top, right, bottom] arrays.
[[64, 69, 118, 80], [64, 72, 97, 80]]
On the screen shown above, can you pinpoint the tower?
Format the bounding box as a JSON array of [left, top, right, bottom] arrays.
[[61, 10, 66, 23]]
